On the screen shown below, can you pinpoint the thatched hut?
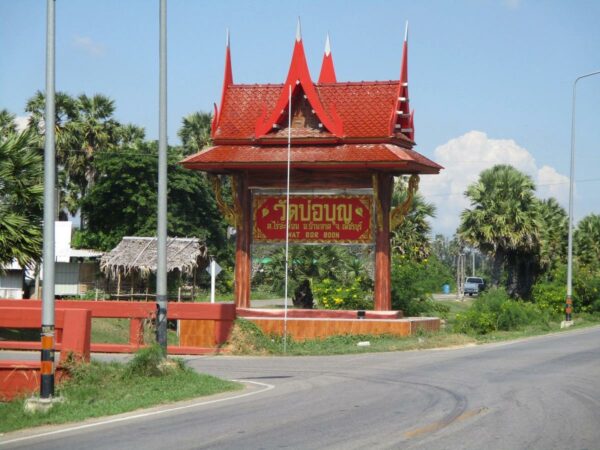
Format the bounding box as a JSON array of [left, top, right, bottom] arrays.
[[101, 237, 208, 300]]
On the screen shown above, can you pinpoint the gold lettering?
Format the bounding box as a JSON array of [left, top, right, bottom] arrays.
[[273, 200, 286, 221], [312, 204, 323, 221], [289, 203, 299, 222]]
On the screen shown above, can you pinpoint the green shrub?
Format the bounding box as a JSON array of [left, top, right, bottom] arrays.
[[532, 264, 600, 315], [575, 265, 600, 313], [531, 280, 566, 316], [455, 309, 497, 335], [125, 344, 167, 377], [313, 277, 373, 310], [391, 256, 452, 316], [454, 288, 549, 335]]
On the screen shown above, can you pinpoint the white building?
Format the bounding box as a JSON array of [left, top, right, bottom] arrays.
[[0, 221, 103, 299]]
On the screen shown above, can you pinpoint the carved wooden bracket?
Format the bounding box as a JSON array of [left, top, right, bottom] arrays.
[[372, 174, 384, 231], [390, 174, 420, 230], [208, 174, 241, 229]]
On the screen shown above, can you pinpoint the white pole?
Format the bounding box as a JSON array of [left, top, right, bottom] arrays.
[[567, 70, 600, 322], [283, 84, 292, 353], [210, 259, 216, 304], [41, 0, 56, 399], [177, 287, 181, 338], [156, 0, 168, 352]]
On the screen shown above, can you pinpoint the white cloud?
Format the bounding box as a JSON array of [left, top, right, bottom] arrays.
[[536, 165, 570, 204], [14, 115, 30, 132], [420, 130, 569, 236], [503, 0, 521, 10], [73, 35, 105, 57]]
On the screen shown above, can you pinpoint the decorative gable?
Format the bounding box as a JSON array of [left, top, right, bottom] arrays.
[[254, 20, 343, 138], [389, 23, 415, 141]]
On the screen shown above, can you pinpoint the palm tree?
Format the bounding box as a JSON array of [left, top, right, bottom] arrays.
[[537, 198, 568, 273], [0, 129, 43, 268], [0, 109, 17, 138], [25, 91, 79, 217], [458, 164, 540, 297], [117, 124, 145, 146], [25, 92, 122, 222], [575, 214, 600, 268], [70, 94, 120, 196], [391, 177, 436, 261], [178, 112, 212, 155]]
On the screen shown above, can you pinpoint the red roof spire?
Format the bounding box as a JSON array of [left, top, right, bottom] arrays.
[[255, 19, 343, 138], [212, 29, 233, 135], [318, 33, 337, 83], [390, 22, 414, 141]]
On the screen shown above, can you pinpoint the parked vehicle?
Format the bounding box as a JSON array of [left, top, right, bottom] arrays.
[[464, 277, 485, 296]]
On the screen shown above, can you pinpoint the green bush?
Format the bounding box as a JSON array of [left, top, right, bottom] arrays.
[[125, 344, 167, 377], [532, 263, 600, 315], [391, 256, 452, 316], [313, 277, 373, 310], [575, 265, 600, 313], [455, 288, 549, 335], [531, 280, 565, 316]]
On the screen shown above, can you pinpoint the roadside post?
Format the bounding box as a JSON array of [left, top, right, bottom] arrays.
[[207, 258, 222, 303]]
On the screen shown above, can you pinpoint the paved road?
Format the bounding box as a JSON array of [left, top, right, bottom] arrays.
[[2, 326, 600, 449]]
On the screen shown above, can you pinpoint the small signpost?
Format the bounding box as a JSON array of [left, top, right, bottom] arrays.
[[206, 259, 222, 303]]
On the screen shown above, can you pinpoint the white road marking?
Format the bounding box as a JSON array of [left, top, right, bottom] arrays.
[[0, 380, 274, 447]]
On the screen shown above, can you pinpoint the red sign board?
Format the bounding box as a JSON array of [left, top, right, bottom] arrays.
[[253, 195, 373, 244]]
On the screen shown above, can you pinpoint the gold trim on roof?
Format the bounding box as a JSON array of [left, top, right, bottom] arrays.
[[208, 174, 238, 228], [372, 174, 384, 231]]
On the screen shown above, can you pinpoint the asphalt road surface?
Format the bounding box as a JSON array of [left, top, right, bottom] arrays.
[[2, 326, 600, 450]]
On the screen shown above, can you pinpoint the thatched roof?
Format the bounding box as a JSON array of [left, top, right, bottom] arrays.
[[101, 237, 208, 277]]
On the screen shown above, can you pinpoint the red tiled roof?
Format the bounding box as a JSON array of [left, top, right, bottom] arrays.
[[213, 81, 404, 142], [181, 144, 442, 173]]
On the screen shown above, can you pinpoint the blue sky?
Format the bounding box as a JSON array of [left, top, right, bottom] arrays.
[[1, 0, 599, 235]]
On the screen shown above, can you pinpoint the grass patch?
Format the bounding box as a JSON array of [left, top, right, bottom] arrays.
[[475, 314, 600, 343], [91, 318, 179, 346], [225, 318, 477, 356], [91, 318, 130, 344], [0, 345, 241, 434], [192, 289, 280, 302], [225, 312, 600, 357]]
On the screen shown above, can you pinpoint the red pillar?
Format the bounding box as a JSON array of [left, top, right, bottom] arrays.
[[374, 173, 393, 311], [234, 173, 251, 308]]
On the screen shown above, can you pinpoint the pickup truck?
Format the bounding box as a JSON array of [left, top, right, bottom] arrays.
[[464, 277, 485, 296]]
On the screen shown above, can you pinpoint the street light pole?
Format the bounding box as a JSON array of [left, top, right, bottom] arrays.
[[41, 0, 56, 400], [566, 70, 600, 322], [156, 0, 168, 352]]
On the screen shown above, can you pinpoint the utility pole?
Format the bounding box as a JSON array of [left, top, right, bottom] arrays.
[[456, 253, 465, 299], [156, 0, 168, 352], [40, 0, 56, 400]]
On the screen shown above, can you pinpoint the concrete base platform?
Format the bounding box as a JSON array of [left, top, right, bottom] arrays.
[[242, 316, 440, 341]]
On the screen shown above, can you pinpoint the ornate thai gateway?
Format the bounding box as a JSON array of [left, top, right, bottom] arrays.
[[181, 24, 441, 310]]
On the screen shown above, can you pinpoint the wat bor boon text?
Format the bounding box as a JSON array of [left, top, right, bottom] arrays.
[[252, 195, 373, 244]]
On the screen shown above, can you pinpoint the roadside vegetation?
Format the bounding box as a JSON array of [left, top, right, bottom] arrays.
[[0, 345, 241, 434], [225, 306, 600, 357], [2, 92, 600, 354]]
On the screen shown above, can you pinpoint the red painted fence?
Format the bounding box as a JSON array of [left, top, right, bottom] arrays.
[[0, 306, 91, 400], [0, 299, 236, 355]]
